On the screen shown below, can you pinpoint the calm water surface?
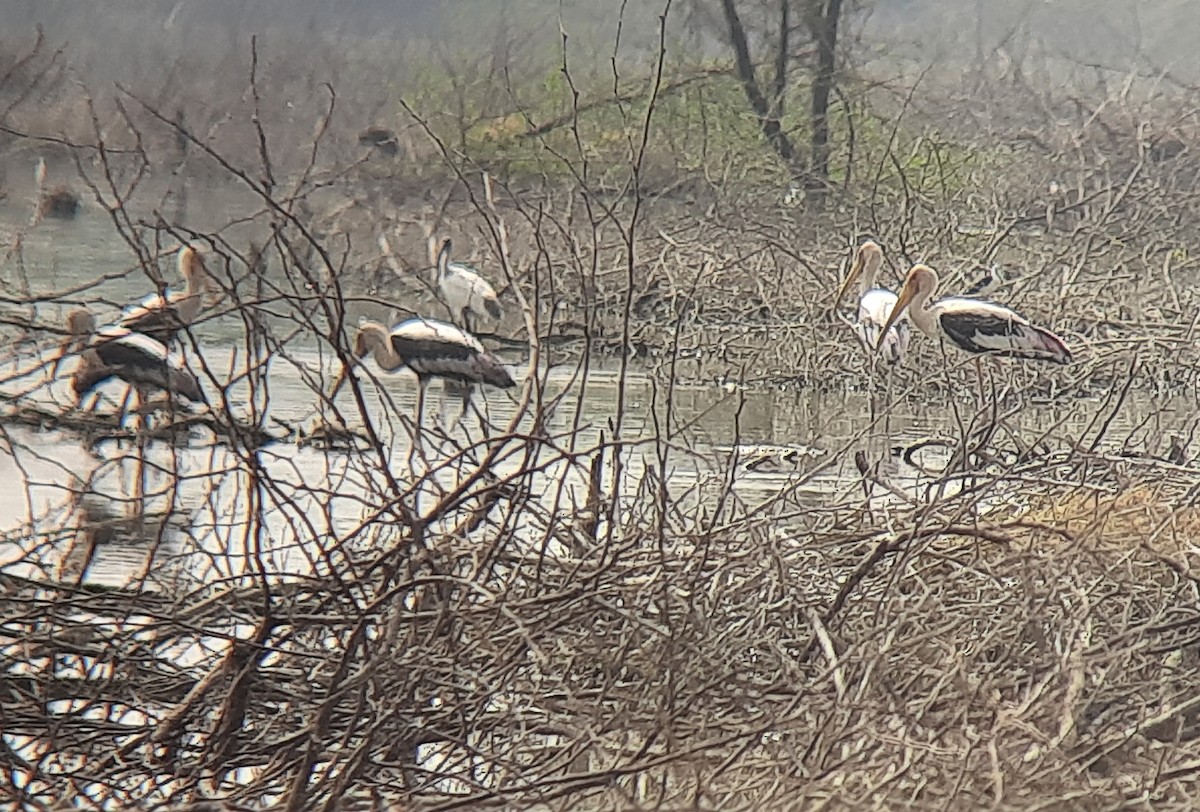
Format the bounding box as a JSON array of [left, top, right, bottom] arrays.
[[0, 178, 1188, 588]]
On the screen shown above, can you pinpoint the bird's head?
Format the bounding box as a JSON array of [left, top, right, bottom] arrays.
[[352, 319, 391, 359], [328, 321, 385, 402], [352, 327, 372, 359], [53, 307, 97, 376], [835, 240, 883, 306], [178, 245, 198, 278], [877, 264, 938, 351], [179, 245, 221, 302], [65, 307, 96, 341], [902, 264, 939, 298]]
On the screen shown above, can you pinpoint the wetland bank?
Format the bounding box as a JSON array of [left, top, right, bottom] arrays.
[[5, 2, 1200, 810]]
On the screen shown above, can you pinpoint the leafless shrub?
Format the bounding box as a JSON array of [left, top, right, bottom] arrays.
[[3, 4, 1200, 811]]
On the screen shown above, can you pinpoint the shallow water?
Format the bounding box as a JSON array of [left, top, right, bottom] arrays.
[[0, 176, 1189, 588]]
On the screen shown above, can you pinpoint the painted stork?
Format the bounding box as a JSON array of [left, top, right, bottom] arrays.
[[435, 239, 502, 332], [118, 245, 217, 345], [877, 264, 1072, 364], [33, 157, 81, 221], [328, 317, 515, 427], [835, 240, 910, 365], [59, 308, 204, 416]]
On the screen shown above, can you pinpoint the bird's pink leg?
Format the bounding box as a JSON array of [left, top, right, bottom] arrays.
[[135, 384, 150, 506], [408, 378, 427, 474], [115, 385, 135, 428], [973, 357, 985, 410]]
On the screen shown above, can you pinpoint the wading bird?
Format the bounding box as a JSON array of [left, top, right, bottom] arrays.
[[877, 264, 1072, 364], [328, 317, 515, 427], [835, 240, 910, 364], [33, 157, 81, 221], [59, 308, 204, 417], [118, 245, 218, 345], [435, 239, 502, 332]]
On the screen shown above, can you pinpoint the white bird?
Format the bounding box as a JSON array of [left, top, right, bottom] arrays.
[[59, 308, 204, 415], [435, 238, 502, 331], [118, 245, 217, 345], [835, 240, 910, 364], [878, 264, 1072, 364], [328, 317, 515, 426]]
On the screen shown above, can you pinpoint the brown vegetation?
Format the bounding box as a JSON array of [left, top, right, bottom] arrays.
[[3, 3, 1200, 810]]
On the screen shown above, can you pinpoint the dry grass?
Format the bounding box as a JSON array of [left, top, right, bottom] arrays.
[[6, 7, 1200, 811], [1022, 482, 1200, 555]]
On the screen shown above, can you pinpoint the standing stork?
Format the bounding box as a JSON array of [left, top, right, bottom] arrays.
[[33, 157, 81, 222], [118, 245, 218, 345], [58, 308, 204, 418], [58, 307, 204, 505], [328, 317, 514, 430], [434, 238, 502, 333], [835, 240, 910, 365], [877, 264, 1072, 364]]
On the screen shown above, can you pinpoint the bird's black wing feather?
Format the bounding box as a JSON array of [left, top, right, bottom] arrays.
[[95, 335, 170, 369], [90, 335, 204, 402], [939, 309, 1070, 363], [391, 334, 478, 363], [391, 334, 514, 387], [939, 310, 1015, 353]]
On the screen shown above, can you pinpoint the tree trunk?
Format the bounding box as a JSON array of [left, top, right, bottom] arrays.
[[807, 0, 844, 205], [771, 0, 790, 119], [719, 0, 798, 166]]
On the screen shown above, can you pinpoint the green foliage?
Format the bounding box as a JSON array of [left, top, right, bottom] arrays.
[[392, 39, 1001, 202], [397, 52, 796, 187]]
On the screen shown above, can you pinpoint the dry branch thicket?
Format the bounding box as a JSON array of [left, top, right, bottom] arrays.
[[4, 8, 1200, 811]]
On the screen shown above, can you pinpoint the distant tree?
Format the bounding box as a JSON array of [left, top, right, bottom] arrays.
[[690, 0, 848, 205]]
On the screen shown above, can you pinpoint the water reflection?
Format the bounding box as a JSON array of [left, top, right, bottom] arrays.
[[0, 179, 1193, 589]]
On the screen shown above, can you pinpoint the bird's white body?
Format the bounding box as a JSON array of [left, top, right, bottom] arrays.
[[836, 241, 910, 365], [121, 288, 200, 326], [857, 288, 911, 365], [435, 240, 502, 328], [389, 317, 486, 355], [880, 265, 1072, 365], [444, 262, 501, 320], [118, 246, 213, 344]]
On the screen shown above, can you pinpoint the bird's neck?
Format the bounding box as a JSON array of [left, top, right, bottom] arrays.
[[184, 269, 205, 298], [860, 264, 877, 297], [176, 292, 202, 324], [365, 328, 405, 371], [907, 287, 940, 338]]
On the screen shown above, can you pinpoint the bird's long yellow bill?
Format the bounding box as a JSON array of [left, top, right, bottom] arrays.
[[51, 336, 82, 377], [876, 281, 916, 352], [834, 251, 865, 306], [328, 366, 349, 402]]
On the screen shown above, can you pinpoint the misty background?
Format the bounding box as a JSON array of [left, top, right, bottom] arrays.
[[8, 1, 1199, 121], [6, 4, 1200, 810]]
